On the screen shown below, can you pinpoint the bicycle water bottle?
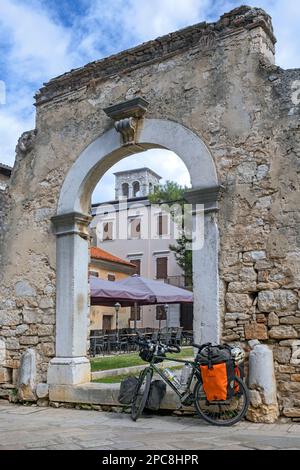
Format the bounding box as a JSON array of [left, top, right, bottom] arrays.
[[180, 364, 193, 386], [163, 368, 181, 389]]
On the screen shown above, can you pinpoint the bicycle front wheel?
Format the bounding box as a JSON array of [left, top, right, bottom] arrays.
[[194, 376, 249, 426], [131, 368, 152, 422]]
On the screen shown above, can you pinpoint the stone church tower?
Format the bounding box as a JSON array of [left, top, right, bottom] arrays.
[[114, 167, 161, 199]]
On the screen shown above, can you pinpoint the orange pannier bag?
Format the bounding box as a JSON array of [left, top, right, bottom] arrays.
[[234, 365, 240, 393], [200, 363, 228, 401]]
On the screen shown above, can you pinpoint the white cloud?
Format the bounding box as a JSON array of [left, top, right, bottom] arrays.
[[257, 0, 300, 69], [80, 0, 209, 56], [0, 0, 76, 81], [0, 107, 34, 164]]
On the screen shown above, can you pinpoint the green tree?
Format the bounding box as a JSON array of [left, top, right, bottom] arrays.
[[149, 181, 192, 287]]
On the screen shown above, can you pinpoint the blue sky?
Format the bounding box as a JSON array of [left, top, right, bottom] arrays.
[[0, 0, 299, 202]]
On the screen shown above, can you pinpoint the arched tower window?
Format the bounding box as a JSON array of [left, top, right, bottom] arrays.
[[132, 181, 140, 197], [122, 182, 129, 197], [149, 182, 153, 193]]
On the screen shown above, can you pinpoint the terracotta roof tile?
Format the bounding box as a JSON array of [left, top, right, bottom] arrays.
[[90, 246, 136, 269]]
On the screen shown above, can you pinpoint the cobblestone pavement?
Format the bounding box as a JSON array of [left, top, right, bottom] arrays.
[[0, 401, 300, 450]]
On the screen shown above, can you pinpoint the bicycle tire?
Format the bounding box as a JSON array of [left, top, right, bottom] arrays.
[[193, 376, 249, 426], [131, 368, 152, 422]]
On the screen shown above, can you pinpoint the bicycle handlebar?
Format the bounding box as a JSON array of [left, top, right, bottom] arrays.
[[134, 335, 181, 354], [165, 344, 180, 354]]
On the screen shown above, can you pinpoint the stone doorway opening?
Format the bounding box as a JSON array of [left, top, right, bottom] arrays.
[[48, 116, 220, 388]]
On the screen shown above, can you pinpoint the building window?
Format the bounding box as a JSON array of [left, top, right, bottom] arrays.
[[157, 214, 168, 236], [107, 274, 115, 281], [132, 181, 140, 197], [130, 305, 141, 320], [129, 217, 141, 239], [156, 305, 166, 320], [89, 271, 99, 277], [103, 221, 113, 241], [122, 182, 129, 197], [131, 259, 141, 275], [156, 257, 168, 279]]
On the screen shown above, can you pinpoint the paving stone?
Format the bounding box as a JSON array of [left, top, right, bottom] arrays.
[[0, 402, 300, 450]]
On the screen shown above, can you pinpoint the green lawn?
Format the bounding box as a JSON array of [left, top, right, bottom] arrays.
[[91, 347, 193, 372], [93, 366, 183, 384]]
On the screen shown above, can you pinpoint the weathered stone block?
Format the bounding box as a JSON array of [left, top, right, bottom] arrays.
[[0, 367, 12, 383], [283, 407, 300, 418], [0, 311, 21, 326], [239, 266, 257, 282], [17, 348, 36, 401], [280, 316, 300, 325], [36, 382, 49, 398], [246, 403, 279, 424], [37, 398, 49, 407], [225, 312, 250, 321], [15, 281, 36, 297], [23, 309, 42, 324], [291, 375, 300, 382], [39, 297, 54, 309], [224, 321, 237, 328], [278, 382, 300, 392], [40, 343, 55, 357], [245, 322, 268, 340], [257, 290, 298, 312], [0, 339, 5, 364], [225, 293, 253, 312], [5, 338, 19, 350], [15, 324, 29, 335], [269, 326, 298, 340], [227, 281, 256, 292], [277, 365, 295, 373], [222, 332, 240, 342], [243, 251, 266, 262], [37, 325, 54, 336], [273, 346, 291, 364], [248, 389, 262, 407], [19, 336, 39, 346], [256, 313, 267, 324], [268, 312, 279, 326]]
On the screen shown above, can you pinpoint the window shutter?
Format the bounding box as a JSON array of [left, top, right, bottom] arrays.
[[130, 305, 141, 320], [131, 259, 141, 275], [103, 222, 113, 240], [156, 305, 166, 320], [156, 257, 168, 279]]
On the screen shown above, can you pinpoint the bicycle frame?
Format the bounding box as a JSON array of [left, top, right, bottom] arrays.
[[148, 354, 201, 402]]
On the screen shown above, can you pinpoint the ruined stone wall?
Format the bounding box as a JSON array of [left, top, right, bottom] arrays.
[[219, 65, 300, 418], [0, 6, 299, 416]]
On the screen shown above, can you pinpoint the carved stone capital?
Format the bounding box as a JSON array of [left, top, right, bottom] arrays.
[[184, 185, 223, 213], [103, 96, 149, 146], [114, 117, 137, 145], [51, 212, 92, 239]]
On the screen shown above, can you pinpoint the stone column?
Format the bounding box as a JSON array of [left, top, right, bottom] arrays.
[[47, 212, 92, 385], [184, 186, 221, 344]]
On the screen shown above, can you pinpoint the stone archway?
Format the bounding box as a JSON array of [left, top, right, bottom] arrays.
[[47, 117, 219, 386]]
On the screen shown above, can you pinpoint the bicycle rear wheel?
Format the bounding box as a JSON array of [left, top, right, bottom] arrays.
[[194, 376, 249, 426], [131, 368, 152, 421]]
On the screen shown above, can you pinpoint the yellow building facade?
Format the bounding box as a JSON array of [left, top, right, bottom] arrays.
[[89, 246, 136, 331]]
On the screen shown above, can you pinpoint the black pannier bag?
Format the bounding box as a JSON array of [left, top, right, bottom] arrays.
[[118, 375, 139, 405], [145, 380, 166, 411], [197, 344, 235, 401]]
